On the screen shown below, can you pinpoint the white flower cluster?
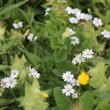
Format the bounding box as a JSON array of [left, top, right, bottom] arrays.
[[62, 71, 80, 99], [13, 21, 23, 29], [72, 49, 94, 65], [27, 33, 38, 42], [0, 69, 19, 89], [65, 6, 103, 27], [65, 7, 81, 15], [71, 36, 79, 45], [45, 7, 52, 15], [65, 27, 79, 46], [101, 30, 110, 39], [66, 7, 92, 24], [29, 67, 40, 79]]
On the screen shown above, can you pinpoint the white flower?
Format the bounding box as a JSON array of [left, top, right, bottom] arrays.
[[13, 21, 23, 29], [83, 14, 92, 21], [71, 8, 81, 15], [92, 18, 103, 27], [27, 33, 37, 41], [72, 92, 78, 99], [82, 49, 94, 59], [72, 57, 78, 65], [70, 79, 80, 87], [33, 36, 38, 41], [65, 6, 73, 14], [69, 17, 79, 24], [18, 21, 23, 28], [0, 77, 10, 88], [76, 53, 85, 63], [101, 30, 110, 39], [76, 12, 85, 20], [62, 71, 74, 83], [67, 28, 76, 35], [29, 67, 40, 79], [7, 76, 17, 88], [70, 78, 77, 86], [72, 53, 85, 65], [62, 84, 75, 96], [71, 36, 80, 45], [45, 7, 52, 15], [65, 7, 81, 15], [63, 27, 76, 38], [27, 33, 34, 41], [11, 69, 19, 78], [1, 77, 17, 88], [75, 80, 80, 86], [13, 23, 19, 29]]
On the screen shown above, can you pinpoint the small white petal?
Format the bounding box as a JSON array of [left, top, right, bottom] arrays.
[[92, 18, 103, 27]]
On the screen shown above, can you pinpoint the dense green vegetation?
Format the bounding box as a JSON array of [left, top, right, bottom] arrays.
[[0, 0, 110, 110]]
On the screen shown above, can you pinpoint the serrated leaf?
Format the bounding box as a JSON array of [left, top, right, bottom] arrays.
[[19, 79, 48, 110], [11, 54, 26, 71], [88, 62, 107, 89]]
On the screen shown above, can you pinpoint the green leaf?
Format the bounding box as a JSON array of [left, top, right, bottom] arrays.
[[0, 27, 5, 40], [53, 48, 67, 63], [88, 62, 107, 89], [0, 99, 15, 106], [0, 65, 9, 70], [79, 91, 94, 110], [78, 22, 105, 52], [53, 60, 77, 77], [19, 79, 48, 110], [94, 42, 106, 52], [54, 87, 72, 110], [11, 54, 26, 71], [95, 99, 110, 110], [92, 57, 110, 65], [0, 0, 28, 15], [18, 47, 41, 69], [81, 39, 93, 50]]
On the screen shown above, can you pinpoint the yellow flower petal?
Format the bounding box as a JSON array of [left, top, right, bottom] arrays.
[[40, 92, 49, 98], [78, 71, 90, 85]]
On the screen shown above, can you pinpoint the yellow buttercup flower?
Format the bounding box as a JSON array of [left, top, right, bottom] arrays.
[[78, 71, 90, 85], [40, 92, 49, 98]]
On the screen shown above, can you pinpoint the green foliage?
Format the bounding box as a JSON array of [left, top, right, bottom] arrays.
[[88, 62, 107, 89], [0, 0, 28, 15], [19, 79, 48, 110], [95, 99, 110, 110], [11, 54, 26, 71], [54, 87, 72, 110], [18, 47, 41, 69], [0, 99, 15, 106], [1, 0, 110, 110], [79, 91, 94, 110], [77, 22, 105, 52]]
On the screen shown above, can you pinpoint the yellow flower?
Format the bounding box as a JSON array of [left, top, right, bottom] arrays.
[[78, 71, 90, 85], [40, 92, 49, 98]]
